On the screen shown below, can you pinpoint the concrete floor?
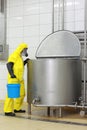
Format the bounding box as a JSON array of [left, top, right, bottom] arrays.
[[0, 101, 87, 130]]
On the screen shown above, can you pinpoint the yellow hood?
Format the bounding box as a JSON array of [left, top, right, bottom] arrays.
[[15, 43, 28, 55]]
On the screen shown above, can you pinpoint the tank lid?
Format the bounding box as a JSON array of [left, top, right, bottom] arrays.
[[36, 30, 81, 58]]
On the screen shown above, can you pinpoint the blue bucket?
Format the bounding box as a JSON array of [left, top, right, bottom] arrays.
[[7, 84, 20, 98]]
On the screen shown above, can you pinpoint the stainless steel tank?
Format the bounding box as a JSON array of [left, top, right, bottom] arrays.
[[28, 58, 81, 105], [27, 30, 81, 106]]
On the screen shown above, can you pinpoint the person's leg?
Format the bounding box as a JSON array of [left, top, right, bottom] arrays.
[[4, 96, 15, 116], [14, 80, 25, 112]]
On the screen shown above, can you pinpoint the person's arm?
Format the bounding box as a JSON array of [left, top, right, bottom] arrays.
[[6, 62, 16, 78], [24, 58, 29, 65]]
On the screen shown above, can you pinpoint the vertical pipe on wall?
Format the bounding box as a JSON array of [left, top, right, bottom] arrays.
[[52, 0, 65, 31], [83, 0, 87, 103], [84, 0, 87, 57], [58, 0, 61, 30], [52, 0, 54, 33], [57, 0, 64, 30], [61, 0, 64, 30], [58, 0, 60, 30], [0, 0, 1, 12]]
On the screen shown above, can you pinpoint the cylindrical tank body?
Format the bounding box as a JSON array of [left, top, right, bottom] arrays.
[[27, 58, 81, 106]]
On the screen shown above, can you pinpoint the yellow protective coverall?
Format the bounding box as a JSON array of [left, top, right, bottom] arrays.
[[4, 43, 28, 113]]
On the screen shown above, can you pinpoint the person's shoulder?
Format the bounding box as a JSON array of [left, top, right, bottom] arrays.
[[8, 52, 18, 62]]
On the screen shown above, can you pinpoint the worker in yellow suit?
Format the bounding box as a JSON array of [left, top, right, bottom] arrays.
[[4, 43, 29, 116]]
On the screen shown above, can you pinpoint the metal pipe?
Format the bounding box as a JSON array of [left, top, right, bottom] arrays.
[[83, 0, 87, 104], [61, 0, 64, 30], [27, 61, 32, 114], [52, 0, 64, 31], [33, 104, 87, 109], [52, 0, 54, 33], [58, 0, 60, 30]]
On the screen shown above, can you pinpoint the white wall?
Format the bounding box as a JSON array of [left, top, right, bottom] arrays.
[[54, 0, 84, 31], [0, 0, 85, 100]]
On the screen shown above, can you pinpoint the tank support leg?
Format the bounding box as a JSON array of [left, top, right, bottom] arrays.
[[52, 107, 62, 117], [47, 107, 50, 116], [58, 107, 62, 117], [27, 103, 31, 115]]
